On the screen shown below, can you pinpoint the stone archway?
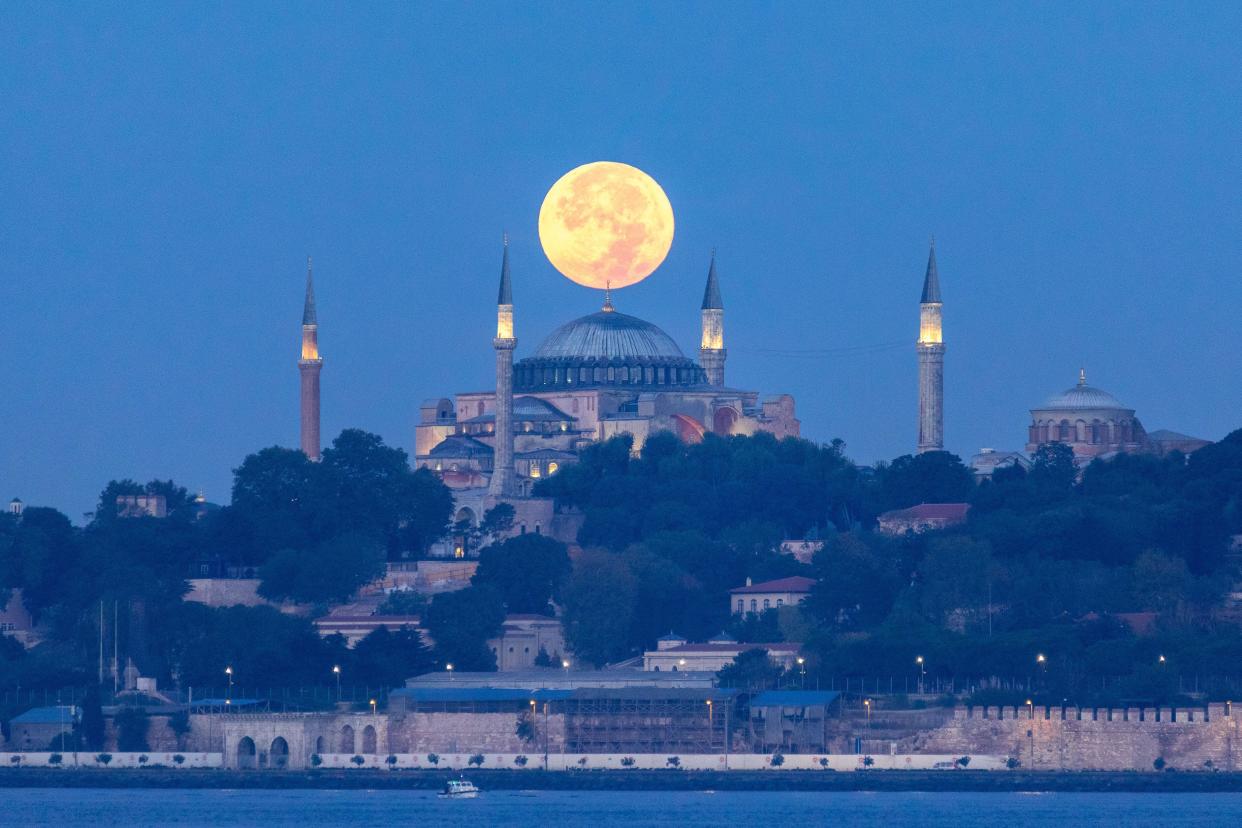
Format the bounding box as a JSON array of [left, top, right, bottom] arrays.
[[270, 737, 289, 769], [315, 735, 326, 754], [712, 406, 739, 436], [361, 725, 377, 754], [454, 506, 477, 527], [340, 724, 355, 754], [237, 736, 257, 770]]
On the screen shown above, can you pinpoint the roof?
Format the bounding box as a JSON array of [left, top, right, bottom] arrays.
[[658, 631, 686, 642], [878, 503, 971, 522], [654, 642, 801, 654], [497, 238, 513, 305], [531, 310, 685, 361], [516, 448, 577, 461], [391, 687, 571, 703], [1038, 371, 1129, 411], [750, 690, 841, 707], [427, 434, 493, 458], [302, 258, 317, 326], [701, 254, 723, 310], [189, 698, 262, 707], [920, 242, 941, 304], [730, 576, 816, 595], [463, 397, 574, 424], [1146, 429, 1207, 443], [10, 706, 77, 725]]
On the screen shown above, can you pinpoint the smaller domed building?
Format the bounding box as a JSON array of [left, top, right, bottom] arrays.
[[1025, 370, 1208, 461]]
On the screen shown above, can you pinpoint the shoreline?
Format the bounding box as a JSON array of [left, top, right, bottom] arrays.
[[3, 769, 1242, 793]]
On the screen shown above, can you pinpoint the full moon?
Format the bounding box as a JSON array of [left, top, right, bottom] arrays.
[[538, 161, 674, 290]]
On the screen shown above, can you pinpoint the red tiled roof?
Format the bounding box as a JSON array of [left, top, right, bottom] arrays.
[[879, 503, 971, 522], [729, 576, 816, 595]]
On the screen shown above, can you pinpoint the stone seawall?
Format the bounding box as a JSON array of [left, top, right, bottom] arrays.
[[909, 704, 1240, 771]]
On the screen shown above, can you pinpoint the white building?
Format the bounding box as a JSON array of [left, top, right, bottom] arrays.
[[642, 632, 802, 673], [729, 576, 815, 615]]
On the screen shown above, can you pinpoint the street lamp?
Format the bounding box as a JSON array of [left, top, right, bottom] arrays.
[[446, 663, 454, 681], [225, 666, 233, 702], [562, 659, 571, 675], [706, 699, 714, 746], [797, 657, 806, 689], [1036, 653, 1047, 670], [916, 656, 926, 695], [863, 698, 872, 742], [332, 665, 341, 702], [369, 698, 377, 715], [1158, 654, 1167, 665], [1026, 699, 1035, 767], [678, 658, 687, 671]]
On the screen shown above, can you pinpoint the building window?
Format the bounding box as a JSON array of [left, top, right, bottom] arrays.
[[477, 402, 484, 416], [454, 545, 464, 558], [531, 465, 542, 478], [548, 462, 559, 475], [776, 599, 783, 608], [763, 599, 770, 610], [736, 599, 744, 613], [750, 599, 757, 612], [573, 398, 580, 413], [535, 524, 541, 535]]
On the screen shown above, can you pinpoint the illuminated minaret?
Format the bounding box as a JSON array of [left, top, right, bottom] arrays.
[[299, 257, 322, 461], [699, 251, 726, 387], [488, 237, 518, 496], [917, 240, 944, 454]]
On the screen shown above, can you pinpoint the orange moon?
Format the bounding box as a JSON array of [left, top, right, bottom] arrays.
[[538, 161, 675, 290]]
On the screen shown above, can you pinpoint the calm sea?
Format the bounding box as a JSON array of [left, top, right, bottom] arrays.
[[4, 788, 1241, 827]]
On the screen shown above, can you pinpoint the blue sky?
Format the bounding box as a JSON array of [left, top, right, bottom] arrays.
[[2, 3, 1240, 520]]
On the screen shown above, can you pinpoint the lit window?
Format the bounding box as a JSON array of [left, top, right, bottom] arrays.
[[548, 462, 559, 475], [454, 546, 464, 559], [531, 465, 542, 478]]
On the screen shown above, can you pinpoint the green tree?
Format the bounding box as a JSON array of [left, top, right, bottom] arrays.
[[79, 685, 106, 750], [472, 534, 570, 615], [1030, 442, 1078, 491], [115, 706, 150, 751], [258, 532, 385, 605], [350, 626, 435, 688], [425, 586, 506, 671], [561, 550, 638, 667], [717, 648, 785, 690], [876, 451, 975, 510]]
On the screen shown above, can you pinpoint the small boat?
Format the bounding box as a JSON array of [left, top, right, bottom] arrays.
[[438, 779, 480, 799]]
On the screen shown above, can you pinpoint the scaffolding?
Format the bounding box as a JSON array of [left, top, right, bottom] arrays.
[[562, 688, 735, 754]]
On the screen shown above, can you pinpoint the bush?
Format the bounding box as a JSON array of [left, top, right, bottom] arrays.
[[138, 754, 149, 766], [577, 757, 588, 768], [468, 754, 484, 767], [1154, 757, 1166, 771], [386, 755, 398, 767], [96, 753, 112, 766], [770, 753, 785, 767], [49, 754, 63, 766], [310, 754, 322, 767], [1006, 757, 1021, 769], [819, 757, 830, 769], [514, 755, 528, 767], [9, 755, 21, 765], [173, 754, 186, 766], [621, 756, 636, 767], [666, 756, 681, 768], [862, 756, 874, 767], [956, 756, 971, 768], [427, 753, 439, 766], [351, 755, 365, 767]]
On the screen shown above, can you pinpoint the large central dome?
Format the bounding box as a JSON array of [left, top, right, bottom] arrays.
[[533, 310, 685, 361], [515, 308, 705, 392]]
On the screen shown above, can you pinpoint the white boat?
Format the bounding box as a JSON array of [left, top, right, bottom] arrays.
[[438, 779, 480, 799]]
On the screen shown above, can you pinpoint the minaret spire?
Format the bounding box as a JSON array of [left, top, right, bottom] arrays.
[[1078, 367, 1087, 386], [299, 255, 323, 461], [489, 237, 518, 497], [917, 239, 945, 454], [699, 250, 726, 387]]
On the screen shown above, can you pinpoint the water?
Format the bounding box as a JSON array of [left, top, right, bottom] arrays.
[[3, 789, 1241, 827]]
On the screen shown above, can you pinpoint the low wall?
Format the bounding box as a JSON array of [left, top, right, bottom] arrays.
[[0, 752, 220, 769]]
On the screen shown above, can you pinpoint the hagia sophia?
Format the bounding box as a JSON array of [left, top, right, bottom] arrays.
[[294, 162, 1210, 537]]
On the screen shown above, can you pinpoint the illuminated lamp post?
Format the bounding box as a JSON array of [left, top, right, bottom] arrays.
[[225, 666, 233, 704], [370, 698, 377, 715], [916, 656, 926, 695], [1026, 699, 1035, 768], [562, 659, 571, 675], [333, 665, 341, 702], [446, 663, 454, 681], [797, 657, 806, 689]]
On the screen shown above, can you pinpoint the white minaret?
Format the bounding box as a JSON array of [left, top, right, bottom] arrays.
[[917, 240, 944, 453], [488, 237, 518, 496]]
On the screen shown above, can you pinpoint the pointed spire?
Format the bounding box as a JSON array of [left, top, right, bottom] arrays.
[[302, 256, 317, 326], [602, 281, 614, 312], [701, 249, 723, 310], [920, 238, 941, 304], [1078, 367, 1087, 387], [497, 233, 513, 305]]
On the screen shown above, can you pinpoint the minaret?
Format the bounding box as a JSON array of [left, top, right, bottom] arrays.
[[299, 257, 323, 461], [488, 237, 518, 496], [700, 251, 726, 387], [917, 240, 945, 453]]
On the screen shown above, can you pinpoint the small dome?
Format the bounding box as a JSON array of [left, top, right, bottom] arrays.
[[532, 310, 685, 361], [1041, 372, 1128, 410]]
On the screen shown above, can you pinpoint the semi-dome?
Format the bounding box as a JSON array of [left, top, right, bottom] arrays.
[[1038, 371, 1129, 411], [515, 308, 705, 392], [532, 310, 685, 361]]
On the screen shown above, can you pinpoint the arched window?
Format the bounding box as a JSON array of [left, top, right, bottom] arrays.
[[361, 726, 377, 754], [339, 725, 355, 754], [736, 599, 744, 613], [763, 598, 770, 610], [548, 462, 559, 475], [236, 736, 257, 770], [750, 599, 757, 613], [270, 737, 289, 769]]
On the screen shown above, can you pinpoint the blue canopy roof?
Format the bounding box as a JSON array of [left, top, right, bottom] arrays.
[[10, 706, 77, 724], [749, 690, 840, 707]]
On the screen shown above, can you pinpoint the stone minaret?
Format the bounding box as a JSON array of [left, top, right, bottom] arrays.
[[700, 252, 726, 387], [299, 257, 322, 461], [917, 240, 944, 453], [488, 238, 518, 496]]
